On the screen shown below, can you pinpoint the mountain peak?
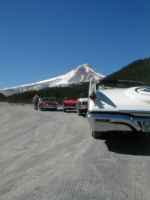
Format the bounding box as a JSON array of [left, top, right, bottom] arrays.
[[76, 64, 95, 73], [0, 64, 104, 96], [76, 63, 92, 70], [65, 64, 103, 83]]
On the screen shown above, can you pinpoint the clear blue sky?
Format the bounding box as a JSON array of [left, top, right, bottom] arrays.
[[0, 0, 150, 88]]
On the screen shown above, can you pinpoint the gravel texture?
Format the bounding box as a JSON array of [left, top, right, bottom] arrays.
[[0, 103, 150, 200]]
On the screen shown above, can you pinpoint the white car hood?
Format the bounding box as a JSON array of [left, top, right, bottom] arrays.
[[92, 86, 150, 113]]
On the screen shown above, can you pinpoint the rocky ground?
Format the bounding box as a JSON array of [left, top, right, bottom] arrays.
[[0, 103, 150, 200]]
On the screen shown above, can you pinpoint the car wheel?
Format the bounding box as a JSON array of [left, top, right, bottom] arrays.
[[78, 110, 81, 115]]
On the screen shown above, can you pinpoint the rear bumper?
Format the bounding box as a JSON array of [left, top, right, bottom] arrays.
[[63, 106, 76, 111], [87, 111, 150, 133], [39, 106, 57, 110], [78, 108, 88, 113]]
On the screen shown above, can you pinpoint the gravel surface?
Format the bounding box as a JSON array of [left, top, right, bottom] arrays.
[[0, 103, 150, 200]]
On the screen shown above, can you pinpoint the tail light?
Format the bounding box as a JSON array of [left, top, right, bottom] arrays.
[[89, 92, 96, 102], [39, 103, 43, 107]]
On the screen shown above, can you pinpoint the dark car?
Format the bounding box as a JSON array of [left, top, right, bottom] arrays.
[[38, 97, 58, 111]]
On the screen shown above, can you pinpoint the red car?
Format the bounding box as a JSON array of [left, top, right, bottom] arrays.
[[38, 97, 58, 111], [63, 98, 78, 112]]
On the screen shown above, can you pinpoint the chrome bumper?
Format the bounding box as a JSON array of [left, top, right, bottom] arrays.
[[87, 112, 150, 133], [79, 106, 88, 109], [64, 106, 76, 110], [39, 105, 57, 109]]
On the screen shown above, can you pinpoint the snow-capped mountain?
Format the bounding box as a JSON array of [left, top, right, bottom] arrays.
[[0, 64, 104, 96]]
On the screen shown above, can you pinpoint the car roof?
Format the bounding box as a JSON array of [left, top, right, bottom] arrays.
[[78, 98, 88, 102]]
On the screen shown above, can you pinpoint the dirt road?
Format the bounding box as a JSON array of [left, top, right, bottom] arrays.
[[0, 103, 150, 200]]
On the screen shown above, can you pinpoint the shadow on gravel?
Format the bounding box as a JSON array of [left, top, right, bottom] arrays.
[[78, 114, 87, 118], [38, 109, 63, 112], [65, 110, 77, 113], [98, 132, 150, 156]]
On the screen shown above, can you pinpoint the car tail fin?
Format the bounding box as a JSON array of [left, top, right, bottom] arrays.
[[89, 92, 96, 102], [89, 78, 97, 103]]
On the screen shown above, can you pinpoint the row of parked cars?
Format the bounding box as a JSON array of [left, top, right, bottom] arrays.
[[38, 97, 88, 115], [37, 78, 150, 139]]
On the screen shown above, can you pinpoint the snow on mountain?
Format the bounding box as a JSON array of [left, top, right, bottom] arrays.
[[0, 64, 104, 96]]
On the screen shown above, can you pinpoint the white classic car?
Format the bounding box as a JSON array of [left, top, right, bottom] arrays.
[[76, 98, 88, 115], [87, 79, 150, 138]]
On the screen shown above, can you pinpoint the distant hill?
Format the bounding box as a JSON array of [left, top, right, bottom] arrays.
[[102, 58, 150, 85]]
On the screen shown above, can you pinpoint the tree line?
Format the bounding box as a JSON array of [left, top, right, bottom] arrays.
[[0, 82, 89, 104]]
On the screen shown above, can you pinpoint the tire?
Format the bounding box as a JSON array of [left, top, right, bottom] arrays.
[[78, 110, 81, 115]]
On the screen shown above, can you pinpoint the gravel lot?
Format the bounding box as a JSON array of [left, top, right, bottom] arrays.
[[0, 103, 150, 200]]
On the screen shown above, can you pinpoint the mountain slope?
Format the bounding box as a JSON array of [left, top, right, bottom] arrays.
[[102, 58, 150, 85], [1, 64, 104, 96]]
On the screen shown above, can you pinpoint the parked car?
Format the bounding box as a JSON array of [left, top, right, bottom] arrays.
[[38, 97, 58, 111], [76, 98, 88, 115], [63, 98, 78, 112], [87, 79, 150, 138]]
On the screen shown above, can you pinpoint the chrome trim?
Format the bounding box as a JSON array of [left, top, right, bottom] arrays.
[[63, 106, 77, 110], [87, 112, 150, 132]]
